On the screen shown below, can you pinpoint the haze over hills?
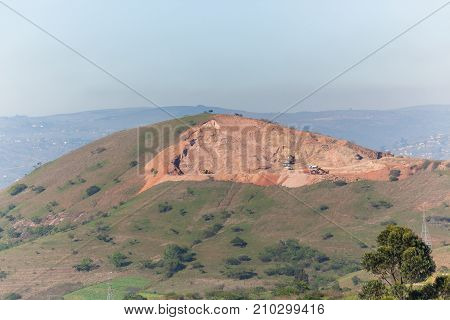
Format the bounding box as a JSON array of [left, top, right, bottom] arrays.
[[1, 105, 449, 188], [0, 114, 448, 299]]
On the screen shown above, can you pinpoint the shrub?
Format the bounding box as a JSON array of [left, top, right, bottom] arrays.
[[4, 292, 21, 300], [191, 262, 204, 269], [322, 232, 333, 240], [225, 257, 241, 266], [0, 270, 7, 280], [422, 159, 432, 169], [231, 226, 244, 232], [319, 205, 329, 211], [389, 169, 401, 177], [370, 200, 393, 209], [124, 293, 147, 300], [158, 202, 173, 213], [237, 255, 252, 262], [230, 237, 248, 248], [141, 259, 162, 269], [352, 276, 361, 285], [432, 161, 441, 170], [73, 258, 98, 272], [258, 239, 327, 263], [163, 244, 195, 263], [129, 160, 138, 168], [31, 216, 42, 224], [32, 186, 46, 194], [8, 184, 27, 196], [359, 280, 387, 299], [202, 213, 214, 221], [7, 228, 21, 239], [334, 180, 347, 187], [97, 234, 113, 243], [85, 185, 101, 197], [202, 224, 223, 238], [223, 267, 257, 280], [109, 252, 132, 268], [28, 225, 54, 237]]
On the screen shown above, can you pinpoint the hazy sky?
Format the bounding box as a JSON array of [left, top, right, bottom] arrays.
[[1, 0, 449, 116]]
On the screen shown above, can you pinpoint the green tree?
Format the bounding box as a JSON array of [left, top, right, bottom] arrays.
[[109, 252, 132, 268], [359, 280, 387, 300], [361, 225, 436, 299], [73, 258, 98, 272]]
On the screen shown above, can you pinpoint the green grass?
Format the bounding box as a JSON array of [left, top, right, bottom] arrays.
[[64, 276, 150, 300]]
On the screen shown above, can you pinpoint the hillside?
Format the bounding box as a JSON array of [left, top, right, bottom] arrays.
[[2, 105, 450, 188], [0, 114, 449, 300]]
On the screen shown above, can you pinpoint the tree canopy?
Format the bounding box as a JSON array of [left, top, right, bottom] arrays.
[[361, 225, 437, 299]]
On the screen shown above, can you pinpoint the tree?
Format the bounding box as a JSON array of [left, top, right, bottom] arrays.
[[8, 184, 27, 196], [73, 258, 98, 272], [109, 252, 132, 268], [361, 225, 436, 299], [85, 185, 101, 197], [359, 280, 387, 300], [230, 237, 247, 248]]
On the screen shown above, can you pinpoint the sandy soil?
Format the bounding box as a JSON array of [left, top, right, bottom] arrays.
[[140, 115, 441, 192]]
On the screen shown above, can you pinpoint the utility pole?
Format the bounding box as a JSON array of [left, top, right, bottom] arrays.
[[421, 206, 432, 249], [107, 283, 113, 300]]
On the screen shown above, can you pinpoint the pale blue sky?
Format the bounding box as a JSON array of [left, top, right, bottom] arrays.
[[0, 0, 449, 116]]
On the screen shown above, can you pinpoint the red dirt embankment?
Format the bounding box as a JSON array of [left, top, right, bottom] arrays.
[[140, 115, 441, 192]]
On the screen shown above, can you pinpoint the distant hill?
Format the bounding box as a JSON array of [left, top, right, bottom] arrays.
[[0, 114, 448, 299], [1, 105, 449, 188]]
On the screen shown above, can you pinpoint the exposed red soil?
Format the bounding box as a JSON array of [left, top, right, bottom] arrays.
[[140, 115, 443, 192]]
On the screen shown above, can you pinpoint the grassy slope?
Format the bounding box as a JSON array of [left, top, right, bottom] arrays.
[[0, 114, 449, 299]]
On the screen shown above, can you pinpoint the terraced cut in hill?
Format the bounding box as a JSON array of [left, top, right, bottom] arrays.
[[141, 115, 446, 191], [0, 114, 448, 300]]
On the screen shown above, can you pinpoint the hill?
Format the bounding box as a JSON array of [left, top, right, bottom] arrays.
[[0, 114, 448, 300], [1, 105, 450, 188]]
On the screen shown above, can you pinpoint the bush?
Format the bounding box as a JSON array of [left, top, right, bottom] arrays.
[[158, 202, 173, 213], [129, 160, 138, 168], [351, 276, 361, 285], [109, 252, 132, 268], [359, 280, 387, 299], [370, 200, 393, 209], [31, 216, 42, 224], [334, 180, 347, 187], [85, 185, 101, 197], [0, 270, 7, 280], [202, 224, 223, 239], [223, 267, 257, 280], [28, 225, 54, 237], [231, 226, 244, 232], [8, 184, 27, 196], [389, 169, 401, 177], [322, 232, 333, 240], [225, 257, 241, 266], [237, 255, 252, 262], [124, 293, 147, 300], [319, 205, 329, 211], [258, 239, 327, 263], [422, 159, 432, 169], [230, 237, 248, 248], [73, 258, 98, 272], [7, 228, 21, 239], [4, 292, 21, 300], [32, 186, 46, 194]]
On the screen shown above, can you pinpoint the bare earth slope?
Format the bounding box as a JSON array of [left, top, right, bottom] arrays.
[[142, 115, 441, 191], [0, 114, 448, 299]]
